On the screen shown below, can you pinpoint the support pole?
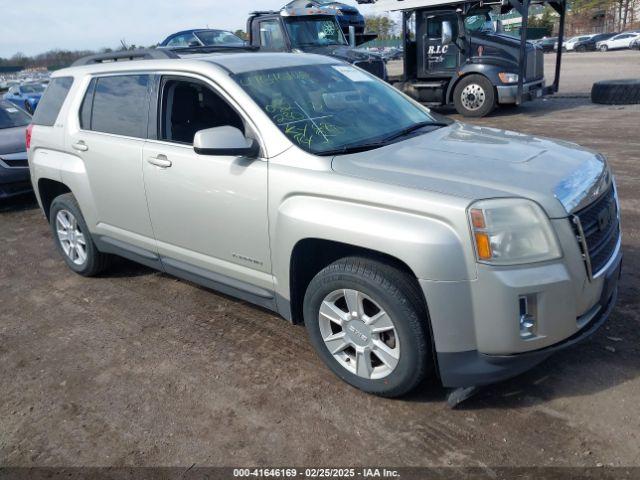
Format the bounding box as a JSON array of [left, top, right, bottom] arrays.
[[553, 0, 566, 93], [516, 0, 529, 104]]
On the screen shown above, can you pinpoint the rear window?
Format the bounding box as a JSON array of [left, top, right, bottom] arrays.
[[84, 75, 150, 138], [32, 77, 74, 126], [0, 103, 31, 129]]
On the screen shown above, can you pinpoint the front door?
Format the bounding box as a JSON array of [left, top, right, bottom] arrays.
[[141, 75, 272, 292], [420, 12, 460, 77]]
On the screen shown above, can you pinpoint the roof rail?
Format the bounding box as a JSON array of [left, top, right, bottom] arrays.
[[249, 10, 279, 15], [170, 45, 260, 56], [71, 49, 179, 67]]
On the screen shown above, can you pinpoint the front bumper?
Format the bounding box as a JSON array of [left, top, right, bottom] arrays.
[[496, 79, 545, 104], [433, 247, 622, 388], [0, 154, 32, 199]]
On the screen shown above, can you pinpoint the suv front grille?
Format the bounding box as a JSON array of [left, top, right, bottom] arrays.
[[572, 184, 620, 277]]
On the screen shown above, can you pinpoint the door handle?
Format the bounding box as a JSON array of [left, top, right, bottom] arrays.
[[147, 155, 172, 168], [72, 141, 89, 152]]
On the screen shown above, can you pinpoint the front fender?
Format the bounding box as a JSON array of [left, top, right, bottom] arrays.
[[272, 194, 475, 301], [446, 64, 506, 103]]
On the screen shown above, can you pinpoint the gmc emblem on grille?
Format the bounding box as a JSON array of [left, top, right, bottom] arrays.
[[598, 201, 616, 232]]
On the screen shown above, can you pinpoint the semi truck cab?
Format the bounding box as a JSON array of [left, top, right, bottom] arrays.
[[247, 6, 387, 79]]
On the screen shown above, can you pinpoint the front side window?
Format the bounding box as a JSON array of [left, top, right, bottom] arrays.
[[88, 75, 150, 138], [284, 17, 347, 48], [159, 78, 244, 145], [32, 77, 74, 126], [0, 102, 31, 129], [259, 20, 287, 50], [234, 64, 440, 155]]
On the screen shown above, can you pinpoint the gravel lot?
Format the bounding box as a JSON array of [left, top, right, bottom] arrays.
[[1, 100, 639, 466]]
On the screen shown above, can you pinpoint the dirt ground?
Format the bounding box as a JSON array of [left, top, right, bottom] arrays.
[[1, 97, 639, 468]]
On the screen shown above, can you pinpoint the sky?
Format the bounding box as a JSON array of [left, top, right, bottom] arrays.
[[0, 0, 378, 58]]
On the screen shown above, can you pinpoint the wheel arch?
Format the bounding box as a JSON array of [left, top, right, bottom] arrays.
[[446, 67, 501, 104], [37, 178, 72, 221], [288, 238, 427, 326]]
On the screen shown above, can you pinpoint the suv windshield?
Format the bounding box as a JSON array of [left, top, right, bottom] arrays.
[[20, 84, 45, 94], [196, 30, 246, 46], [284, 17, 347, 48], [234, 63, 443, 155], [0, 103, 30, 129]]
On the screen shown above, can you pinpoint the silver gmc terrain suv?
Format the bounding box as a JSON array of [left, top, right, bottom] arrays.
[[28, 50, 622, 398]]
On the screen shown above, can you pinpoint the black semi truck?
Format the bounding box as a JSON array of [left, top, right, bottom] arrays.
[[247, 5, 386, 79], [358, 0, 566, 117]]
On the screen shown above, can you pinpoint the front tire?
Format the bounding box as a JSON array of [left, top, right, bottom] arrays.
[[600, 45, 609, 52], [50, 193, 110, 276], [453, 74, 497, 117], [303, 257, 432, 397]]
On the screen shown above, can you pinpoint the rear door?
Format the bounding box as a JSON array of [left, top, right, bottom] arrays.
[[68, 74, 157, 253]]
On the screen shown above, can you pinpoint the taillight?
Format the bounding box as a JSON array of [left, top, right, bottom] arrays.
[[26, 124, 33, 150]]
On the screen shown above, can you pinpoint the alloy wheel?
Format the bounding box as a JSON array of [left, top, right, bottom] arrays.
[[318, 289, 400, 380], [55, 209, 87, 266]]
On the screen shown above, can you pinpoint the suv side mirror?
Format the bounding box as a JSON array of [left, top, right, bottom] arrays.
[[193, 126, 260, 157], [442, 21, 453, 45]]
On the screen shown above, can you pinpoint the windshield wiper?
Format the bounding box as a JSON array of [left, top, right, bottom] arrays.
[[317, 141, 389, 157], [381, 121, 450, 143], [317, 121, 451, 157]]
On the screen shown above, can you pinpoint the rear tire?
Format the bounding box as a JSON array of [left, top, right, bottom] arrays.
[[303, 257, 432, 397], [49, 193, 110, 276], [453, 74, 496, 117]]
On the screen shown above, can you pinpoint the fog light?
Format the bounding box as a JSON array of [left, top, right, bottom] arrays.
[[519, 296, 537, 339]]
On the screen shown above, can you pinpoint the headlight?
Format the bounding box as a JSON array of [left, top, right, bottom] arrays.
[[468, 198, 562, 265], [498, 72, 518, 84]]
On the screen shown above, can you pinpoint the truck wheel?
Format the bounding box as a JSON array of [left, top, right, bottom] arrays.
[[303, 257, 432, 397], [453, 74, 496, 117], [49, 193, 110, 276], [591, 79, 640, 105]]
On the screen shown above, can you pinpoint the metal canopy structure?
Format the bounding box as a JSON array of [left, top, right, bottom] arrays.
[[358, 0, 567, 104]]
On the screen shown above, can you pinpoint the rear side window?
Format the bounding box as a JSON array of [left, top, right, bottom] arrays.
[[87, 75, 150, 138], [32, 77, 74, 126]]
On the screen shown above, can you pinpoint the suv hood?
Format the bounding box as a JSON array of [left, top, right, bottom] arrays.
[[331, 123, 606, 218]]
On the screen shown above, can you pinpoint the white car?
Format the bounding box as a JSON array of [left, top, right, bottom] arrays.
[[596, 32, 640, 51], [557, 34, 596, 51]]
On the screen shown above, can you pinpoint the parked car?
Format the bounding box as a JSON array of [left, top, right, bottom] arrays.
[[159, 29, 247, 49], [557, 34, 597, 51], [536, 36, 557, 53], [0, 101, 31, 199], [572, 32, 618, 52], [596, 32, 640, 51], [3, 83, 45, 114], [28, 51, 621, 398], [285, 0, 366, 35]]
